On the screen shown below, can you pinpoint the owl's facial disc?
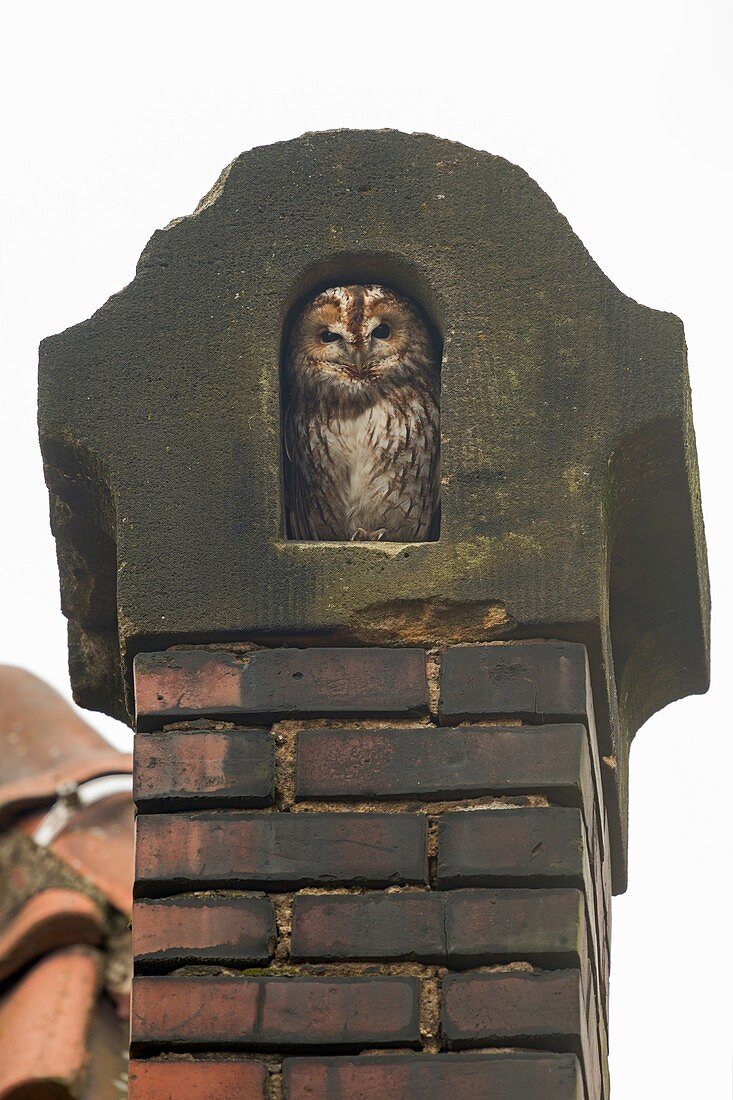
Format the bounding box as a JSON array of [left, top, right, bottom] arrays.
[[292, 284, 425, 392], [337, 322, 398, 383]]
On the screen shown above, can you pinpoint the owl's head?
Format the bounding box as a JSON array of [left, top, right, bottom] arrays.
[[287, 284, 437, 397]]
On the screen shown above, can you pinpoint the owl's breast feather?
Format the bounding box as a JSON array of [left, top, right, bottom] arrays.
[[311, 392, 431, 538]]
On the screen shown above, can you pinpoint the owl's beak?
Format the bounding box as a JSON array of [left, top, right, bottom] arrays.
[[350, 348, 367, 374]]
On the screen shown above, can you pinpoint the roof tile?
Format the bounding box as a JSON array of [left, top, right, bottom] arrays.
[[0, 888, 104, 985], [0, 667, 131, 825], [0, 946, 102, 1098], [18, 793, 134, 917]]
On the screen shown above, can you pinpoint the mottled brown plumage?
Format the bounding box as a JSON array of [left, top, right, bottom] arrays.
[[284, 285, 440, 542]]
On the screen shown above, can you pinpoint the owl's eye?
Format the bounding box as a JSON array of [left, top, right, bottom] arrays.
[[321, 330, 340, 343], [372, 322, 390, 339]]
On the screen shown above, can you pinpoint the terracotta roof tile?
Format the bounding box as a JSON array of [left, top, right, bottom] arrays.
[[0, 664, 134, 1084], [0, 888, 104, 985], [0, 946, 102, 1098], [0, 665, 134, 917], [0, 666, 131, 825], [18, 792, 134, 918]]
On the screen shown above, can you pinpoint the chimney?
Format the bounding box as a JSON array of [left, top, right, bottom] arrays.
[[39, 130, 709, 1100]]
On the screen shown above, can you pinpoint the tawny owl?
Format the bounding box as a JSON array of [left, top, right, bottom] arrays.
[[283, 284, 440, 542]]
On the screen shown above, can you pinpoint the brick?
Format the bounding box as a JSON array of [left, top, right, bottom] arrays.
[[135, 812, 427, 894], [134, 729, 273, 809], [584, 973, 606, 1100], [291, 892, 445, 963], [132, 975, 421, 1050], [295, 724, 593, 810], [288, 886, 604, 1097], [291, 888, 587, 969], [283, 1052, 585, 1100], [133, 895, 275, 969], [442, 969, 583, 1050], [442, 970, 603, 1100], [134, 648, 429, 724], [439, 642, 591, 724], [587, 807, 611, 1027], [128, 1059, 268, 1099], [437, 808, 585, 888], [297, 722, 609, 1006], [446, 888, 587, 969], [429, 807, 605, 1049]]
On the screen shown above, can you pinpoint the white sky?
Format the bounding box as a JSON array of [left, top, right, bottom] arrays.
[[1, 2, 731, 1095]]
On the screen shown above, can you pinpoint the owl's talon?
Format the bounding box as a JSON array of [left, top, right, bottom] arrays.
[[351, 527, 387, 542]]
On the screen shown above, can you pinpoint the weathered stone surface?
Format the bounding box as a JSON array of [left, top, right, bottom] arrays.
[[39, 129, 711, 886]]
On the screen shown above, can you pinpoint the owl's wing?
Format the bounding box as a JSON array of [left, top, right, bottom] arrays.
[[283, 410, 311, 540], [427, 495, 442, 540], [369, 388, 440, 541], [289, 462, 316, 540]]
